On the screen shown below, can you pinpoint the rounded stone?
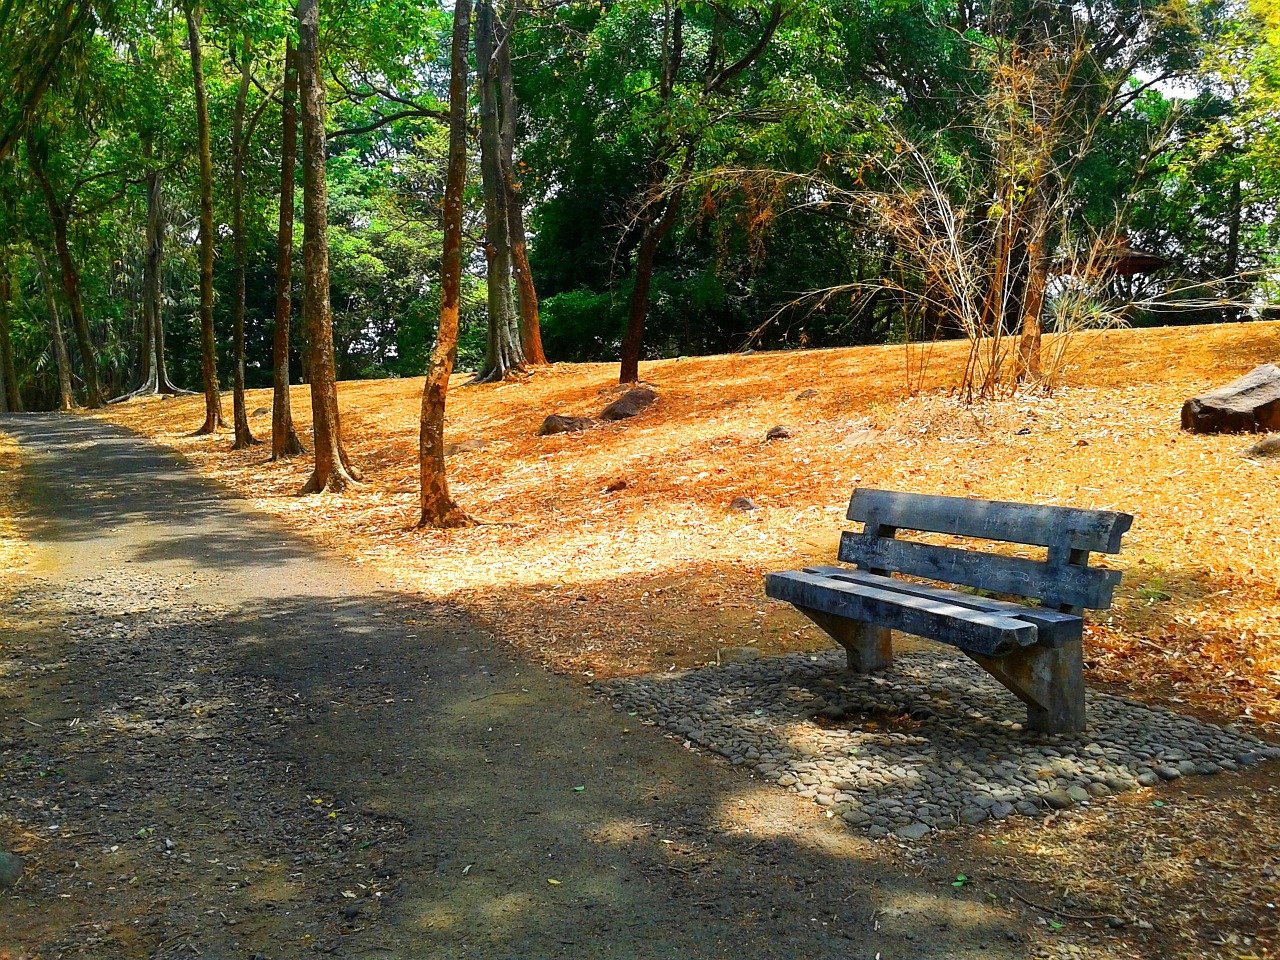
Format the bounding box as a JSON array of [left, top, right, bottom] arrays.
[[1136, 771, 1161, 787], [0, 851, 23, 888], [1154, 765, 1181, 781], [1067, 785, 1091, 804], [1044, 790, 1074, 810], [894, 822, 931, 841], [1086, 782, 1111, 799]]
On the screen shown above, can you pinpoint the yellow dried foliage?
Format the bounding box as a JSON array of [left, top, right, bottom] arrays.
[[96, 321, 1280, 726]]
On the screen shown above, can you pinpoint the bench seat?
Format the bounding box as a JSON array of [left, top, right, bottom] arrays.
[[766, 568, 1040, 657]]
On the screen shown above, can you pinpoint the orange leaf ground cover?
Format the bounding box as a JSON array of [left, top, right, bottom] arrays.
[[97, 320, 1280, 726]]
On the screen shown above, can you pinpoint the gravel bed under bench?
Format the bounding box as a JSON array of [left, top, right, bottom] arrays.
[[598, 650, 1280, 840]]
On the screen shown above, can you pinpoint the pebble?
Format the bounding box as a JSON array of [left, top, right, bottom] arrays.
[[0, 851, 22, 887], [599, 649, 1279, 837]]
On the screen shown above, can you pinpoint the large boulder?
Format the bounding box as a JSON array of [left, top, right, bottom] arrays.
[[538, 414, 595, 436], [1181, 364, 1280, 434], [599, 386, 657, 421]]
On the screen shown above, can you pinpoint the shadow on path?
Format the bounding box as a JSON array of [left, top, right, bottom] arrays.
[[0, 414, 1028, 959]]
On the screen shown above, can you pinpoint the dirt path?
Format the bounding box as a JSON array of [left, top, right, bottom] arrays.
[[0, 415, 1034, 959]]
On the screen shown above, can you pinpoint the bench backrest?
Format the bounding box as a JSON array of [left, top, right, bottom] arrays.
[[838, 488, 1133, 611]]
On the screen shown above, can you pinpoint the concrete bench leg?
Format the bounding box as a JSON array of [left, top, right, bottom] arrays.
[[796, 606, 893, 672], [966, 635, 1086, 735]]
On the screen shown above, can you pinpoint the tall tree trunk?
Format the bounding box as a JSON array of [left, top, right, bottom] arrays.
[[33, 247, 74, 410], [0, 266, 20, 412], [27, 139, 103, 408], [146, 168, 181, 394], [230, 32, 259, 448], [272, 40, 304, 460], [116, 145, 182, 400], [186, 2, 224, 434], [470, 0, 525, 384], [297, 0, 360, 493], [494, 14, 544, 365], [419, 0, 474, 528]]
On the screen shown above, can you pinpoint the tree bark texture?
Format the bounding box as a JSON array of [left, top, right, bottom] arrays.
[[471, 0, 525, 384], [297, 0, 360, 493], [33, 247, 74, 410], [27, 138, 103, 408], [0, 267, 21, 412], [230, 32, 259, 448], [419, 0, 474, 528], [272, 40, 305, 460], [186, 3, 224, 434], [495, 14, 544, 365]]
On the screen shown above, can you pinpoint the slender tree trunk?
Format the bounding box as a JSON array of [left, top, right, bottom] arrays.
[[272, 40, 304, 460], [0, 267, 21, 412], [495, 15, 545, 365], [33, 247, 74, 410], [28, 141, 103, 408], [1017, 229, 1049, 382], [230, 32, 259, 448], [420, 0, 474, 528], [619, 171, 687, 384], [297, 0, 360, 493], [186, 2, 224, 434], [471, 0, 524, 384]]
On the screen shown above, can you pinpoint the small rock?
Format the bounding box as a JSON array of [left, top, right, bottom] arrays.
[[765, 425, 796, 441], [1136, 771, 1161, 787], [795, 389, 819, 400], [538, 414, 595, 436], [599, 386, 657, 421], [1067, 785, 1091, 804], [894, 822, 931, 841], [718, 646, 760, 664], [1154, 765, 1181, 781], [1043, 790, 1074, 810], [989, 801, 1015, 820], [1106, 917, 1126, 929], [1244, 434, 1280, 458], [445, 438, 489, 456], [1086, 782, 1112, 799], [960, 806, 989, 825], [728, 496, 761, 513], [0, 851, 23, 887]]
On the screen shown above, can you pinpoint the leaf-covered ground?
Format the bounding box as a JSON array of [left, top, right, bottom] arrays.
[[98, 320, 1280, 727]]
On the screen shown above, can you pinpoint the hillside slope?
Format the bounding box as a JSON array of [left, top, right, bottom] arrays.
[[99, 321, 1280, 723]]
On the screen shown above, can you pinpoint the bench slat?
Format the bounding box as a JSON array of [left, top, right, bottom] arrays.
[[847, 488, 1133, 554], [765, 569, 1037, 657], [804, 566, 1082, 647], [837, 532, 1122, 609]]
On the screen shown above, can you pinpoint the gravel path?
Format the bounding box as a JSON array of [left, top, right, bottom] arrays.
[[0, 415, 1038, 960], [600, 650, 1280, 839]]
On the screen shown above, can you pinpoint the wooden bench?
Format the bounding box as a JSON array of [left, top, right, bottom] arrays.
[[765, 489, 1133, 734]]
